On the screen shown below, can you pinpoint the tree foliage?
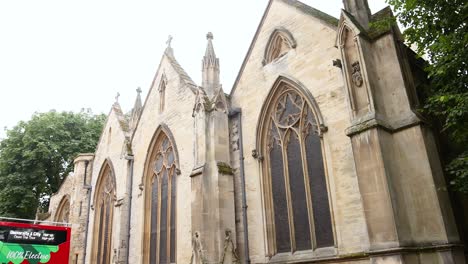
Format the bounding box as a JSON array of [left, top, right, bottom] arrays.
[[0, 110, 106, 219], [386, 0, 468, 192]]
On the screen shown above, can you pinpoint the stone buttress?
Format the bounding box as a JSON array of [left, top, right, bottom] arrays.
[[338, 0, 464, 262], [190, 33, 238, 264]]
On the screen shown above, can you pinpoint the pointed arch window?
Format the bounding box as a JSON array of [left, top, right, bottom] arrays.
[[54, 196, 70, 223], [159, 76, 167, 113], [144, 130, 178, 264], [91, 164, 115, 264], [263, 27, 297, 65], [260, 81, 334, 255]]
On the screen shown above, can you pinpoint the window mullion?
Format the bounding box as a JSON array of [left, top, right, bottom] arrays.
[[167, 170, 172, 264], [299, 107, 317, 250], [265, 141, 277, 255], [282, 130, 296, 252]]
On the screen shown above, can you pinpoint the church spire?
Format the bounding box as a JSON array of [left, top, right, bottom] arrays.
[[343, 0, 371, 28], [202, 32, 220, 98]]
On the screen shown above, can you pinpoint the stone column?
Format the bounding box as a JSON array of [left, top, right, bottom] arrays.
[[71, 154, 94, 264]]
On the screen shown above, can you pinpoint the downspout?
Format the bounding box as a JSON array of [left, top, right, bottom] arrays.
[[124, 154, 134, 264], [83, 160, 91, 264], [229, 108, 250, 264]]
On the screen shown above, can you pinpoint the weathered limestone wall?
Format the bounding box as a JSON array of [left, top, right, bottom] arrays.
[[45, 1, 464, 263], [45, 173, 74, 223], [70, 154, 94, 264], [338, 2, 462, 262], [43, 154, 94, 264], [85, 108, 130, 264], [230, 0, 369, 262], [229, 116, 246, 261], [129, 52, 196, 264]]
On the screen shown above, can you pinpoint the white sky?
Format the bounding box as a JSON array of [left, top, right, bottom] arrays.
[[0, 0, 388, 139]]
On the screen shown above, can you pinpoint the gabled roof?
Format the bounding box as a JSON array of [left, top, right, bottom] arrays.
[[279, 0, 339, 27], [111, 102, 130, 133], [230, 0, 339, 96], [130, 47, 197, 141], [92, 101, 130, 158], [165, 48, 197, 88]]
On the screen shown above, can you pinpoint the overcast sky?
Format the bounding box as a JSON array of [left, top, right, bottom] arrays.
[[0, 0, 388, 139]]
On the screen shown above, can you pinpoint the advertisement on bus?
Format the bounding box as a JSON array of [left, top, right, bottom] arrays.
[[0, 221, 70, 264]]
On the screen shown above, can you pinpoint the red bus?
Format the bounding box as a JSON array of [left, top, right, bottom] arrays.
[[0, 220, 71, 264]]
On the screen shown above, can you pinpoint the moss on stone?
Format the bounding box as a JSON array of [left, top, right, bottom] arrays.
[[203, 96, 213, 112], [217, 162, 234, 175], [368, 7, 395, 39]]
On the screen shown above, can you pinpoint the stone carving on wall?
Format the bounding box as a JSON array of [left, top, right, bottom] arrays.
[[230, 121, 239, 152], [220, 229, 239, 264], [213, 87, 228, 113], [193, 88, 208, 116], [190, 232, 206, 264], [351, 61, 363, 87], [251, 149, 263, 161], [122, 136, 133, 157]]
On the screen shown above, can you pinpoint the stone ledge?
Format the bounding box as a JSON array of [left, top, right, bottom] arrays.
[[190, 165, 205, 177], [265, 243, 463, 264], [346, 115, 422, 137], [217, 162, 234, 175]]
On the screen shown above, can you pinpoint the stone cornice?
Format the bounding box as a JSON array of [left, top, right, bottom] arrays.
[[345, 115, 422, 137]]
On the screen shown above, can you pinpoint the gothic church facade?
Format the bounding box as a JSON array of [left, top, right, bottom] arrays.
[[42, 0, 465, 263]]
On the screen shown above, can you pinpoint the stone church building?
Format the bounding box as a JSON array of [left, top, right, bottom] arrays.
[[41, 0, 466, 263]]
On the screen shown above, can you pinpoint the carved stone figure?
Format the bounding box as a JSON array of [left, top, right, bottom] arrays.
[[351, 61, 363, 87], [190, 232, 205, 264], [221, 229, 240, 264]]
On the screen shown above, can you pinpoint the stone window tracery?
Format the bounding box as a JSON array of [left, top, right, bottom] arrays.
[[55, 196, 70, 223], [145, 131, 177, 264], [263, 28, 297, 65], [91, 164, 115, 264], [261, 83, 334, 255]]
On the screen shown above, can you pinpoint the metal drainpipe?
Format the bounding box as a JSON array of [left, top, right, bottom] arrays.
[[230, 108, 250, 264], [82, 160, 91, 264], [125, 155, 134, 264]]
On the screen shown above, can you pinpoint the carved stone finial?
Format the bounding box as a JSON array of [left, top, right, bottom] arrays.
[[115, 92, 120, 103], [136, 87, 142, 94], [166, 35, 173, 47], [206, 32, 213, 40]]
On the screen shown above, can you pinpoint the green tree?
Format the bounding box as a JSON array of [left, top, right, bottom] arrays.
[[0, 110, 106, 219], [386, 0, 468, 192]]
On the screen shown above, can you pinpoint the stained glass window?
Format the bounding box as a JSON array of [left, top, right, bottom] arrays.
[[263, 84, 334, 254], [148, 132, 177, 264], [92, 166, 115, 264]]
